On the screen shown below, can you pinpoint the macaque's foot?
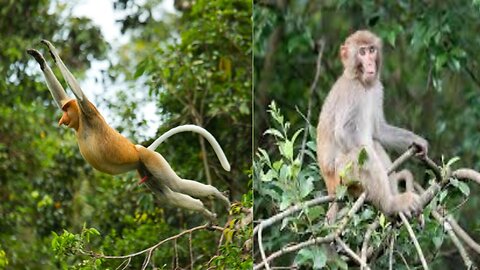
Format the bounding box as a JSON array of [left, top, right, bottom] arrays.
[[392, 192, 421, 218]]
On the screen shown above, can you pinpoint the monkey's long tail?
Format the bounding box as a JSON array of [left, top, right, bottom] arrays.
[[147, 124, 231, 172]]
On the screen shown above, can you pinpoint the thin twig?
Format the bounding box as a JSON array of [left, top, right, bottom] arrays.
[[175, 238, 179, 268], [431, 210, 473, 269], [415, 181, 480, 255], [399, 213, 429, 270], [446, 215, 480, 255], [189, 232, 194, 269], [389, 233, 395, 270], [299, 39, 325, 165], [254, 194, 366, 269], [141, 248, 153, 270], [361, 220, 379, 268], [336, 237, 370, 269], [258, 224, 271, 270], [253, 195, 334, 235], [86, 224, 223, 260], [253, 235, 334, 270], [395, 250, 412, 270], [115, 258, 131, 270]]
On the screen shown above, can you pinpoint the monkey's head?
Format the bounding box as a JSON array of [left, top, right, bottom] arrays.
[[58, 99, 80, 130], [340, 30, 382, 86]]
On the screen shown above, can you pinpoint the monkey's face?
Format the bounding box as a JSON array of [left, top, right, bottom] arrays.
[[58, 99, 80, 130], [356, 44, 378, 85]]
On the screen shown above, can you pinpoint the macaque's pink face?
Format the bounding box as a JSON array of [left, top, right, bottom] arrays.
[[357, 45, 378, 84]]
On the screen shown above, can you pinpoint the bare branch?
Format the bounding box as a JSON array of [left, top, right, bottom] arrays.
[[399, 213, 428, 270], [389, 234, 395, 270], [336, 237, 370, 269], [253, 195, 334, 236], [415, 181, 480, 255], [431, 210, 474, 268], [299, 39, 325, 165], [254, 194, 365, 269], [446, 215, 480, 255], [258, 225, 271, 270], [84, 224, 223, 265], [361, 220, 379, 267], [453, 168, 480, 185]]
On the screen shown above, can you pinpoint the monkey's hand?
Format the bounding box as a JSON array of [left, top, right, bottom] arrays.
[[411, 137, 428, 157]]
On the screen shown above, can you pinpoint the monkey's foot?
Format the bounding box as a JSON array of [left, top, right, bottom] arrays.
[[221, 190, 231, 210], [392, 192, 422, 218], [203, 209, 217, 223], [26, 49, 47, 70]]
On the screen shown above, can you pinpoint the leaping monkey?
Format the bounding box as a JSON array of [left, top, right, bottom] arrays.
[[27, 40, 231, 221]]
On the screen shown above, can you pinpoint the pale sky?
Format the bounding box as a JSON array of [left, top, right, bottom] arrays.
[[68, 0, 175, 139]]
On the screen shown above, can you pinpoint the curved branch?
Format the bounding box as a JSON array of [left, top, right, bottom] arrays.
[[431, 211, 474, 268], [446, 215, 480, 255], [399, 213, 428, 270], [336, 237, 370, 269], [85, 224, 223, 261], [361, 220, 379, 267], [253, 195, 334, 236], [414, 181, 480, 255], [453, 168, 480, 185], [254, 193, 366, 269], [299, 39, 325, 165]]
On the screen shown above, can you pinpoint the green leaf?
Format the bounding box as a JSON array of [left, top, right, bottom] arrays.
[[446, 156, 460, 167], [279, 140, 294, 160], [432, 236, 443, 249], [261, 170, 276, 182], [457, 181, 470, 196], [357, 147, 368, 166], [439, 190, 448, 203], [264, 128, 284, 139], [294, 247, 326, 269], [299, 176, 314, 198], [291, 128, 304, 145], [379, 214, 387, 228]]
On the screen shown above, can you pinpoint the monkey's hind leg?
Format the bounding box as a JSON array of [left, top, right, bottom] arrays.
[[142, 175, 217, 222], [162, 186, 217, 222], [322, 169, 341, 224], [136, 145, 231, 210]]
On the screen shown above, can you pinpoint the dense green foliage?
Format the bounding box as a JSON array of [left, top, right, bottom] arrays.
[[254, 1, 480, 269], [0, 0, 252, 269]]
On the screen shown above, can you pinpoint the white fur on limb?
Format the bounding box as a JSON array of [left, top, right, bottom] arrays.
[[147, 124, 231, 172]]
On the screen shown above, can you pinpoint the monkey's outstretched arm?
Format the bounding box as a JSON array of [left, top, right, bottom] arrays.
[[374, 106, 427, 153], [372, 88, 427, 153], [148, 124, 231, 172], [40, 40, 87, 104], [26, 49, 71, 109]]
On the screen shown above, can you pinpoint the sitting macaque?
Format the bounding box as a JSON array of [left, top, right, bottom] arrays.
[[27, 40, 231, 221], [316, 30, 428, 222]]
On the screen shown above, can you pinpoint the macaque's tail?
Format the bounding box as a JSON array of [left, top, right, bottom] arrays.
[[147, 124, 231, 172]]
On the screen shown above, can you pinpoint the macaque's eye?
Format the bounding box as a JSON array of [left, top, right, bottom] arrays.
[[359, 47, 366, 56], [369, 46, 376, 53]]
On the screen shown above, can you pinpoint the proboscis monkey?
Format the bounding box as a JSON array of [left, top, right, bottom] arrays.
[[27, 40, 231, 221], [316, 30, 428, 222]]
